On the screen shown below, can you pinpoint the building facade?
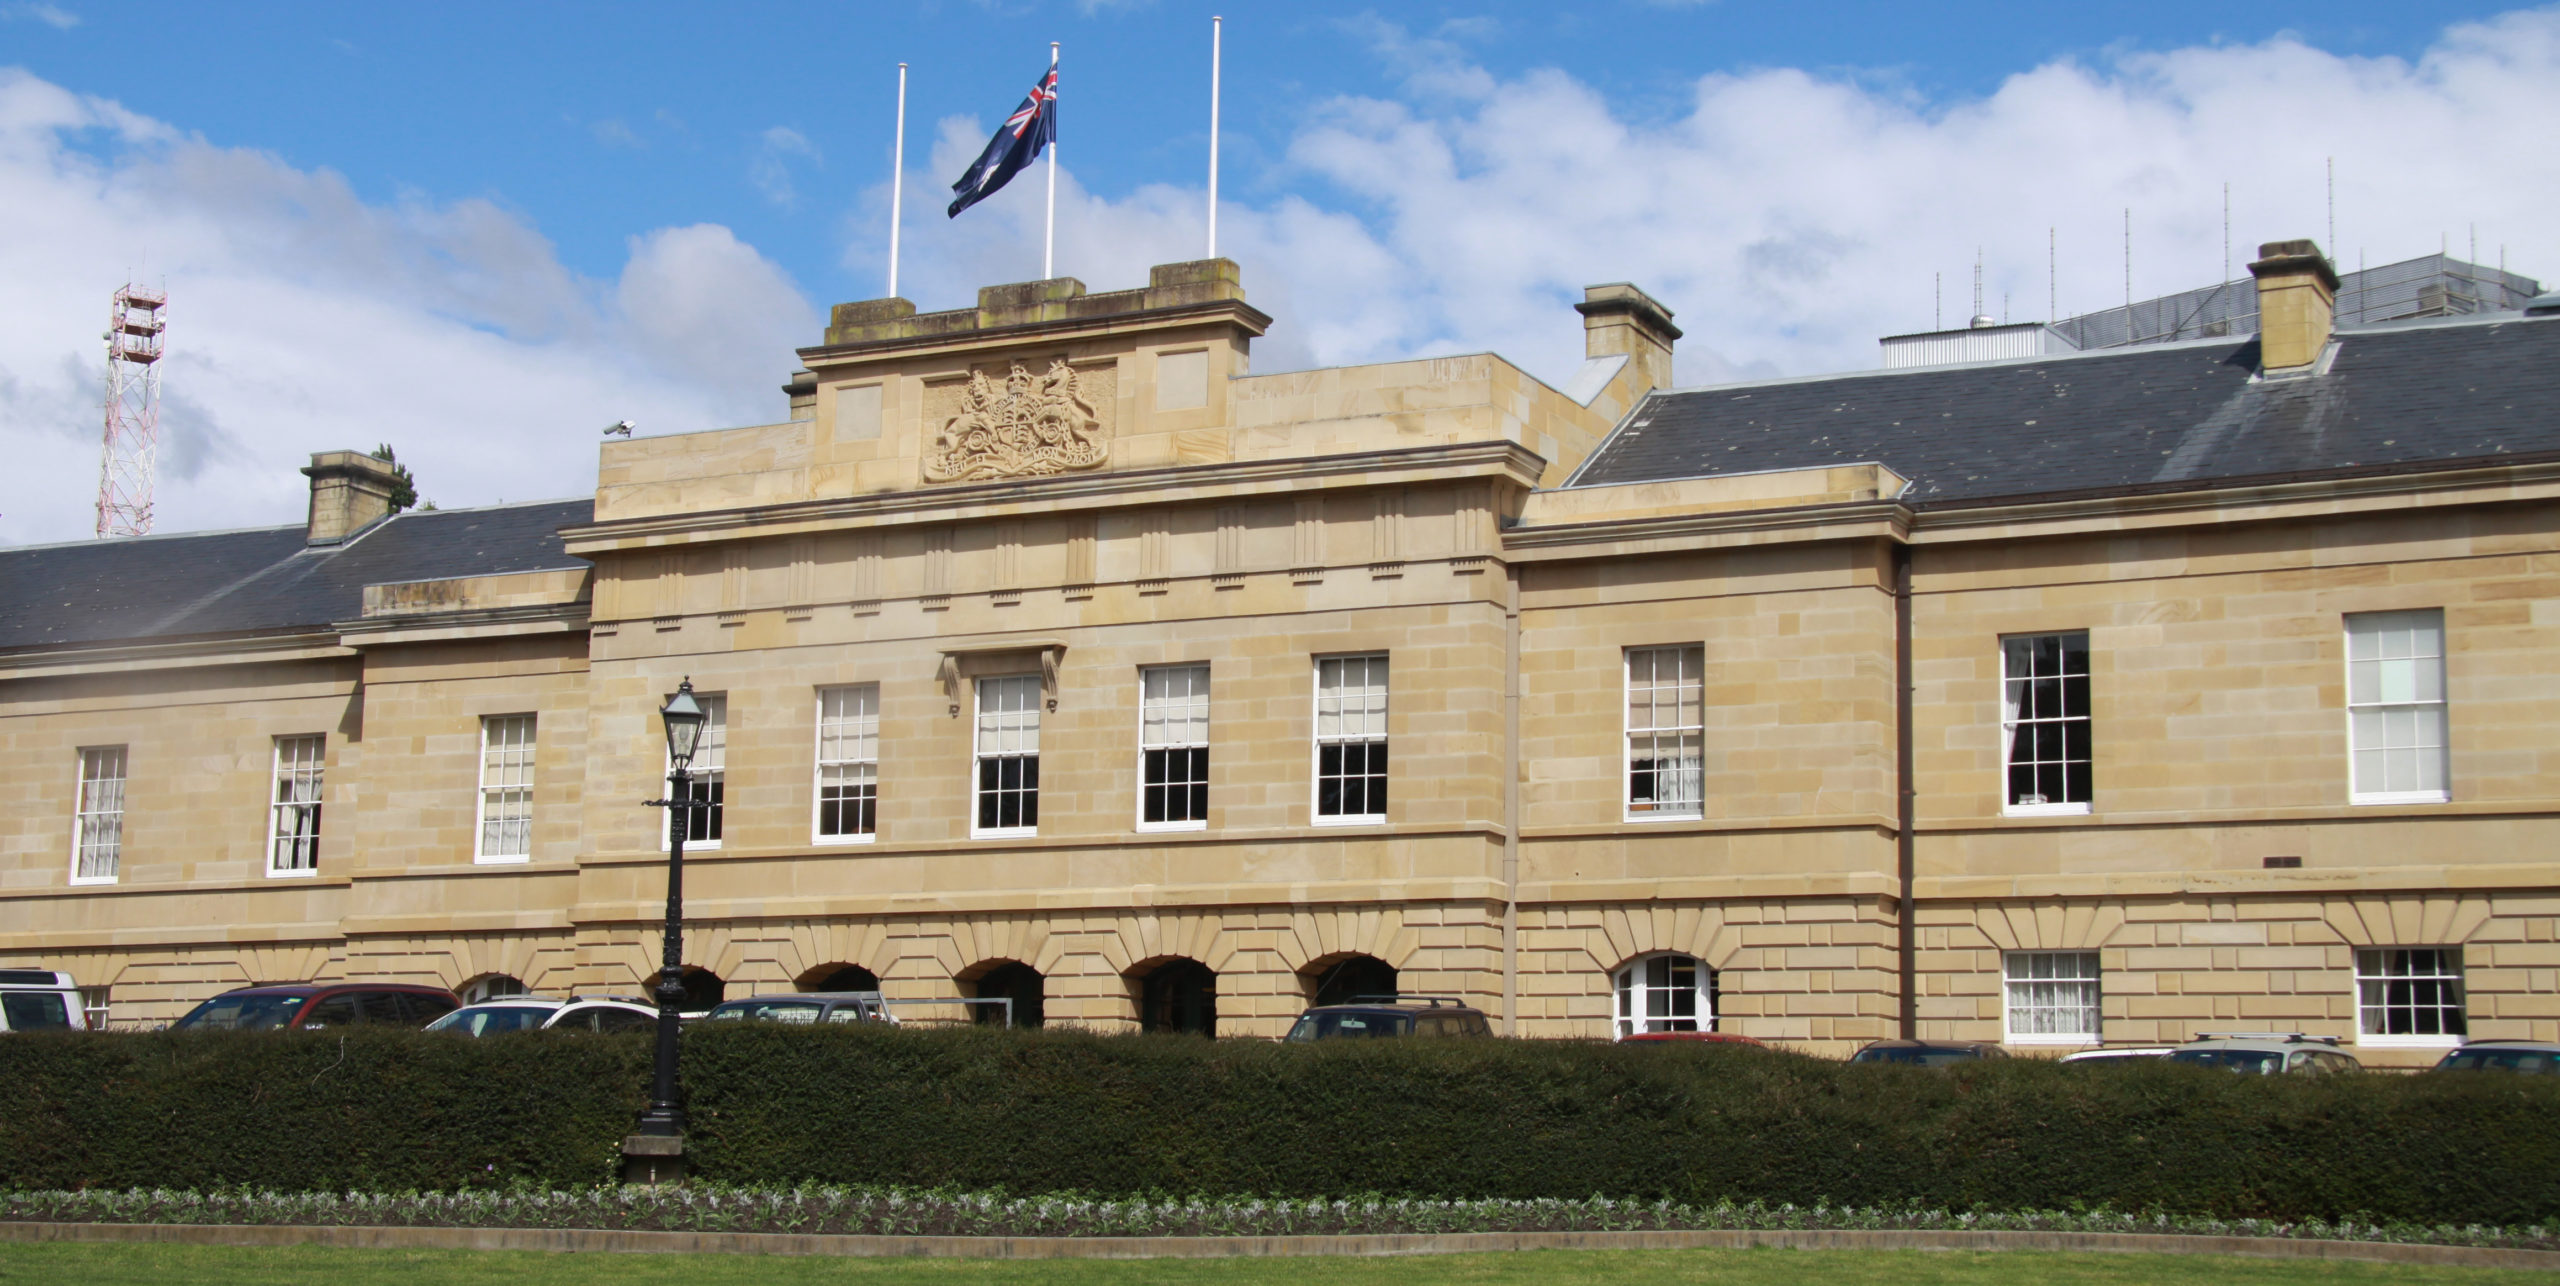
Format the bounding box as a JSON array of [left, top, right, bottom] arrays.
[[5, 245, 2556, 1064]]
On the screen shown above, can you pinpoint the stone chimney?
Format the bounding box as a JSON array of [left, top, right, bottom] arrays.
[[2248, 239, 2340, 374], [1575, 282, 1680, 394], [301, 450, 401, 545]]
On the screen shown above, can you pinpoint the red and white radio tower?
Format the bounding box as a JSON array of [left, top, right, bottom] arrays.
[[94, 283, 166, 538]]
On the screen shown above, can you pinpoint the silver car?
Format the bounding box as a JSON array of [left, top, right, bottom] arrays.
[[2168, 1032, 2360, 1075], [2434, 1040, 2560, 1074]]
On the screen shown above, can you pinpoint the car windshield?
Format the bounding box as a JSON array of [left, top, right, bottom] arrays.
[[424, 1005, 551, 1036], [1284, 1011, 1412, 1042], [2439, 1048, 2559, 1073], [1853, 1046, 1979, 1066], [2171, 1048, 2283, 1073], [171, 993, 308, 1031], [708, 1000, 824, 1024]]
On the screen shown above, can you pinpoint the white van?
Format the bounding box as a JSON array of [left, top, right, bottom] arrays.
[[0, 969, 89, 1032]]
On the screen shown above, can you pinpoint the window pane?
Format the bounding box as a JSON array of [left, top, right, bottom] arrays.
[[1616, 953, 1717, 1037], [817, 685, 880, 839], [976, 676, 1041, 832], [1316, 656, 1389, 819], [76, 746, 130, 880], [2001, 633, 2092, 808]]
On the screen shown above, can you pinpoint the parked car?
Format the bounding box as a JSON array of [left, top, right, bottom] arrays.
[[2059, 1046, 2175, 1065], [2433, 1040, 2560, 1074], [1849, 1039, 2009, 1066], [168, 982, 459, 1031], [704, 991, 896, 1025], [2168, 1033, 2360, 1075], [1282, 996, 1495, 1041], [1617, 1031, 1766, 1048], [425, 995, 658, 1036], [0, 968, 88, 1032]]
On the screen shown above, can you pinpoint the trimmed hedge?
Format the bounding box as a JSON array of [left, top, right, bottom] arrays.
[[6, 1024, 2558, 1225]]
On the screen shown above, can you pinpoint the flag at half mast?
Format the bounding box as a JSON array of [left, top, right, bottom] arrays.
[[948, 53, 1057, 218]]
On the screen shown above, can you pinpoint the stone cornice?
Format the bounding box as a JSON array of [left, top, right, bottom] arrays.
[[560, 440, 1549, 554], [335, 601, 592, 649], [0, 629, 355, 682], [799, 296, 1272, 368]]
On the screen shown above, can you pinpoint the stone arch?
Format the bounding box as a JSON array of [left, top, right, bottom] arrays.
[[2320, 894, 2494, 947], [1126, 954, 1217, 1036], [797, 962, 881, 991], [1590, 903, 1742, 975], [457, 973, 530, 1004], [1300, 952, 1398, 1007], [960, 957, 1046, 1028], [1971, 902, 2128, 952], [1276, 908, 1417, 975]]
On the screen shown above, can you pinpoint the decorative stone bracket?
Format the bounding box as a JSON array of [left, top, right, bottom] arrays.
[[937, 639, 1067, 717]]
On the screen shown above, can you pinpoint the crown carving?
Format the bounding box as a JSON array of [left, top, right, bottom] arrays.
[[923, 359, 1108, 484]]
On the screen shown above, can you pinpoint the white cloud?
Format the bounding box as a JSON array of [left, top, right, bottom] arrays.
[[860, 8, 2560, 395], [0, 69, 814, 545], [750, 125, 820, 209], [3, 4, 79, 30]]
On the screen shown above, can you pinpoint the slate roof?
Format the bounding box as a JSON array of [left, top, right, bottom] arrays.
[[0, 499, 593, 652], [1570, 313, 2560, 506]]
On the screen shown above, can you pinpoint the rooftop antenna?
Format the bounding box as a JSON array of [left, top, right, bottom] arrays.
[[94, 283, 165, 538], [887, 62, 907, 298], [1972, 247, 1983, 319], [2469, 223, 2477, 268], [2325, 157, 2335, 252], [1934, 271, 1941, 330]]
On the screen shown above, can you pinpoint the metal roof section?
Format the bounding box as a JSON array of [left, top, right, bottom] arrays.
[[1570, 314, 2560, 507], [0, 498, 595, 651]]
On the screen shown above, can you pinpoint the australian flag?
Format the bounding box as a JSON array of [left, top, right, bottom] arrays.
[[948, 56, 1058, 218]]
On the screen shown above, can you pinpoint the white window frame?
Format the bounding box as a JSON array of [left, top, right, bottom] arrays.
[[1137, 663, 1211, 833], [476, 714, 538, 863], [1312, 654, 1389, 826], [266, 734, 325, 878], [813, 684, 880, 845], [2002, 950, 2102, 1045], [1624, 645, 1704, 821], [2355, 947, 2467, 1047], [1613, 953, 1717, 1038], [663, 693, 727, 852], [2346, 609, 2450, 805], [2000, 630, 2094, 816], [69, 745, 126, 886], [972, 675, 1042, 839]]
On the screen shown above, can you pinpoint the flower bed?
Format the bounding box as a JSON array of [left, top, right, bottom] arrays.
[[4, 1186, 2554, 1253]]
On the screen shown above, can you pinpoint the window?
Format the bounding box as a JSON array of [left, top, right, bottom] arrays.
[[2004, 951, 2101, 1043], [1614, 953, 1718, 1037], [267, 734, 324, 876], [973, 676, 1040, 836], [461, 974, 528, 1005], [1314, 655, 1388, 823], [70, 746, 125, 884], [1625, 646, 1704, 819], [2356, 947, 2466, 1044], [671, 694, 727, 848], [1139, 664, 1210, 829], [79, 986, 111, 1030], [2001, 632, 2092, 814], [477, 715, 537, 862], [815, 684, 880, 843], [2347, 610, 2448, 804]]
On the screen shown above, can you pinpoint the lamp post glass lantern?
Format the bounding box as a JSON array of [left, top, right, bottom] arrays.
[[634, 678, 704, 1157]]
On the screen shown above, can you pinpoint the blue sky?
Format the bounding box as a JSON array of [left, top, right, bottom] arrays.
[[3, 1, 2554, 541]]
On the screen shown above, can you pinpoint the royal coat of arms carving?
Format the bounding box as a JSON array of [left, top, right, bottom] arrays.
[[923, 359, 1108, 483]]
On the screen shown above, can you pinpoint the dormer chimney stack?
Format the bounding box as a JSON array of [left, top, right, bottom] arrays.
[[301, 450, 400, 545], [2249, 239, 2340, 373], [1576, 283, 1681, 396]]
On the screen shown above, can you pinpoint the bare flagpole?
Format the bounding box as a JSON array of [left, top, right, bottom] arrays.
[[889, 62, 907, 298], [1044, 41, 1059, 280], [1208, 16, 1221, 259]]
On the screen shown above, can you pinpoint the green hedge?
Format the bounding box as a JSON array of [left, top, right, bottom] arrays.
[[6, 1024, 2557, 1225]]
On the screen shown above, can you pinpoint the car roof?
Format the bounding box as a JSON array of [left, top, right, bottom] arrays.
[[450, 998, 566, 1009], [1299, 1003, 1484, 1017], [1620, 1031, 1764, 1044], [2447, 1040, 2560, 1052], [213, 982, 454, 997], [1859, 1039, 1999, 1050], [713, 992, 876, 1004], [2175, 1038, 2348, 1054]]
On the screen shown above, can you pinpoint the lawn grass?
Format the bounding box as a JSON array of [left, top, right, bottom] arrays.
[[0, 1243, 2552, 1286]]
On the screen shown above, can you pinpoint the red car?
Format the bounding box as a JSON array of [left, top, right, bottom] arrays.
[[1618, 1031, 1767, 1048], [169, 982, 459, 1031]]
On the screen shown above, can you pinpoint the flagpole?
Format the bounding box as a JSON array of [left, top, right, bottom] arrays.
[[1044, 42, 1058, 280], [889, 62, 907, 298], [1207, 16, 1221, 259]]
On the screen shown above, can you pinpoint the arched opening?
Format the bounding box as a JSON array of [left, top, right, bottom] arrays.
[[677, 966, 726, 1012], [967, 960, 1045, 1029], [1613, 953, 1719, 1038], [799, 963, 881, 992], [460, 974, 528, 1005], [1134, 958, 1216, 1036], [1303, 954, 1398, 1008]]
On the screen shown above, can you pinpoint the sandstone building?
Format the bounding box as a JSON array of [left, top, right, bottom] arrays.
[[5, 244, 2556, 1064]]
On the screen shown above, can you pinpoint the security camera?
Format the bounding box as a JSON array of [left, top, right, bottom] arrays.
[[603, 420, 635, 437]]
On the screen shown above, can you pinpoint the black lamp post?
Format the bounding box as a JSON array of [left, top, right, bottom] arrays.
[[625, 678, 705, 1180]]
